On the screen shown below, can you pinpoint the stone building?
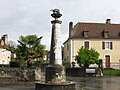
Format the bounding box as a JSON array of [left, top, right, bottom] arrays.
[[64, 19, 120, 69], [0, 34, 11, 66]]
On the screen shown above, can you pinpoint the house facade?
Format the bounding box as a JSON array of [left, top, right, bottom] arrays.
[[0, 34, 11, 66], [64, 19, 120, 69]]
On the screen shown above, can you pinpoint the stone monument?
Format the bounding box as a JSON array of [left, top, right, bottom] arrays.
[[35, 9, 76, 90]]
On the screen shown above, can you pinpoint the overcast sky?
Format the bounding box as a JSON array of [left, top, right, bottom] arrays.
[[0, 0, 120, 50]]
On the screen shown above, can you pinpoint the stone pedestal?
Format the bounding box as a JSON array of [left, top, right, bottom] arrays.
[[35, 81, 76, 90], [45, 64, 65, 83], [35, 64, 76, 90]]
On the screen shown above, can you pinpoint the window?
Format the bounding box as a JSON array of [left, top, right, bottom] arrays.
[[103, 29, 109, 38], [104, 32, 109, 38], [105, 42, 110, 49], [102, 42, 112, 50], [2, 52, 6, 56], [83, 31, 89, 37], [84, 41, 89, 49], [2, 60, 5, 64]]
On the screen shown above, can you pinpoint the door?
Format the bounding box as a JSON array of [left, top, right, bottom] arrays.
[[105, 55, 110, 68]]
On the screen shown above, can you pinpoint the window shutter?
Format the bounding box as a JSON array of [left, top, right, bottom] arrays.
[[102, 42, 105, 49], [110, 42, 113, 49]]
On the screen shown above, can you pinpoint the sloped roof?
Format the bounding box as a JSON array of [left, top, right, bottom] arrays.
[[0, 45, 9, 49], [0, 34, 9, 49], [72, 22, 120, 39]]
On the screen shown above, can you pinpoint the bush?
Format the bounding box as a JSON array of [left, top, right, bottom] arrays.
[[10, 61, 20, 67], [75, 47, 99, 68]]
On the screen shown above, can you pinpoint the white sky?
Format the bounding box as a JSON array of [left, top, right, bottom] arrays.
[[0, 0, 120, 50]]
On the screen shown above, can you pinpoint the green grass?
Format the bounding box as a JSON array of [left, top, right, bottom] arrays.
[[103, 70, 120, 76]]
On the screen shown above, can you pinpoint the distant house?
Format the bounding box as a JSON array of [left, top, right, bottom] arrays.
[[0, 34, 11, 66], [64, 19, 120, 69]]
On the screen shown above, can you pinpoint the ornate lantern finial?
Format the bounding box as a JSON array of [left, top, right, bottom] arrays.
[[50, 9, 62, 19]]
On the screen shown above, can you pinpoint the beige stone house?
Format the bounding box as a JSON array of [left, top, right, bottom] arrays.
[[64, 19, 120, 69], [0, 35, 11, 66]]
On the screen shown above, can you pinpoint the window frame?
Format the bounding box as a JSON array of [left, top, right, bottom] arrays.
[[102, 41, 113, 50], [83, 31, 89, 37], [105, 42, 110, 50]]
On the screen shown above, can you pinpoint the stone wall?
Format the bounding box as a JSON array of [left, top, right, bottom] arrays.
[[0, 67, 41, 81]]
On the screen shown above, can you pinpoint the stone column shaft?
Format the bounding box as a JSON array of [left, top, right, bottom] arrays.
[[50, 20, 62, 65], [54, 23, 62, 65]]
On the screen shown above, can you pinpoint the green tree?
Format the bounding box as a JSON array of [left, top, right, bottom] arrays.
[[16, 35, 46, 68], [75, 47, 99, 68]]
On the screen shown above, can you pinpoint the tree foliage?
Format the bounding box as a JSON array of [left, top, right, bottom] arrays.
[[16, 35, 46, 68], [75, 47, 99, 68]]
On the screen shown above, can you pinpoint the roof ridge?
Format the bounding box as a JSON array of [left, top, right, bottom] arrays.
[[78, 22, 120, 25]]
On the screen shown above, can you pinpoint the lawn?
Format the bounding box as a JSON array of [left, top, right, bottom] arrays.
[[103, 70, 120, 76]]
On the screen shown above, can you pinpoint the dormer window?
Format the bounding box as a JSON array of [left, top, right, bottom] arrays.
[[103, 29, 109, 38], [83, 31, 89, 37], [104, 32, 109, 38]]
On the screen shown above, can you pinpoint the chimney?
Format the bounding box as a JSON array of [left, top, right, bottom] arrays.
[[2, 34, 8, 45], [106, 19, 111, 24], [69, 22, 73, 38]]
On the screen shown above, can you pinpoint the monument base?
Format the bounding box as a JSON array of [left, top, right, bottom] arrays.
[[35, 64, 76, 90], [35, 81, 76, 90], [45, 64, 66, 82]]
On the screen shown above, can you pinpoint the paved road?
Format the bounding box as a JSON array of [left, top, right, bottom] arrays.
[[68, 76, 120, 90], [0, 76, 120, 90]]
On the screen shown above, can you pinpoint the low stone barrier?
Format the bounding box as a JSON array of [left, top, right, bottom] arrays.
[[66, 67, 85, 77], [66, 67, 102, 77]]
